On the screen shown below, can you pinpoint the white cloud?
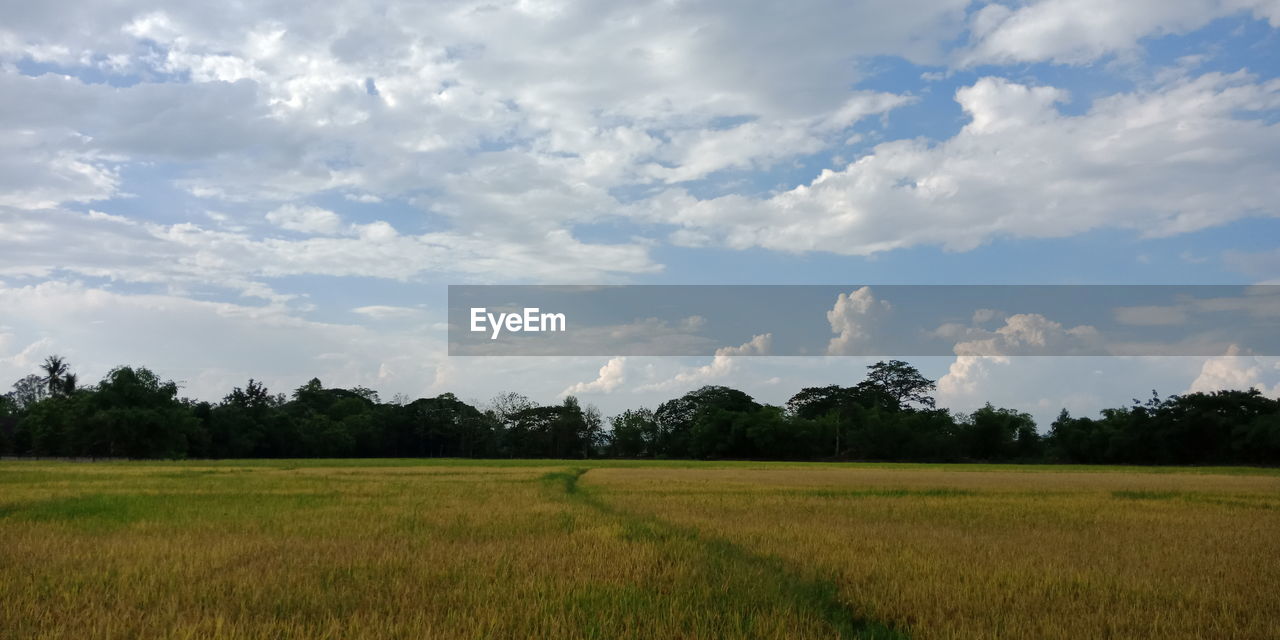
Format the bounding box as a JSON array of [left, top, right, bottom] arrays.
[[637, 333, 772, 392], [826, 286, 891, 355], [937, 355, 1011, 398], [1, 1, 1275, 282], [265, 204, 345, 235], [937, 312, 1102, 404], [0, 207, 659, 287], [0, 130, 119, 209], [1187, 345, 1280, 396], [562, 356, 627, 395], [0, 0, 970, 280], [951, 313, 1102, 356], [647, 71, 1280, 255], [962, 0, 1280, 66]]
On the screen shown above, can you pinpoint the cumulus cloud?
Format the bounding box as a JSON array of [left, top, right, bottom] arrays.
[[937, 355, 1011, 398], [1187, 345, 1280, 396], [0, 0, 954, 273], [647, 71, 1280, 255], [562, 356, 627, 395], [637, 333, 772, 392], [951, 313, 1102, 356], [826, 286, 891, 355], [937, 312, 1101, 401], [962, 0, 1280, 66], [2, 1, 1277, 286]]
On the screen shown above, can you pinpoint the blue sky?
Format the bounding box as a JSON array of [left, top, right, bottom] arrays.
[[1, 0, 1279, 424]]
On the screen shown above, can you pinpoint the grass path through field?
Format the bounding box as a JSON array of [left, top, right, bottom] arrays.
[[544, 467, 905, 640]]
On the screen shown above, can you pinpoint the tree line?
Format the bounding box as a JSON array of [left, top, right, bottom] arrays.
[[2, 356, 1277, 465]]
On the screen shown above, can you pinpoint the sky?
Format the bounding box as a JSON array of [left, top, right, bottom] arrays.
[[2, 0, 1279, 426]]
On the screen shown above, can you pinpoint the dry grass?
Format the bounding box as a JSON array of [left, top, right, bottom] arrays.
[[592, 467, 1280, 639], [0, 462, 872, 639], [2, 461, 1278, 638]]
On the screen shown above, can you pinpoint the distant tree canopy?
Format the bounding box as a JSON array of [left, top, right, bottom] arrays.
[[3, 356, 1278, 465]]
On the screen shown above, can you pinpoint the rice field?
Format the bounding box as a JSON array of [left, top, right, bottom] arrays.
[[2, 460, 1278, 639]]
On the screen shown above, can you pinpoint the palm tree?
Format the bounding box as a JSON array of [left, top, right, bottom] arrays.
[[40, 355, 69, 397]]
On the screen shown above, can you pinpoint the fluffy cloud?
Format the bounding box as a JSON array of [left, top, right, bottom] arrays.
[[637, 333, 772, 392], [950, 313, 1102, 356], [937, 312, 1102, 404], [648, 71, 1280, 255], [0, 0, 951, 262], [1187, 345, 1280, 396], [562, 356, 627, 396], [962, 0, 1280, 66], [937, 355, 1011, 398], [3, 1, 1277, 286], [826, 286, 891, 355]]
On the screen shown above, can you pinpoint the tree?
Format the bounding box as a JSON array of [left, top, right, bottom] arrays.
[[582, 404, 605, 458], [16, 366, 201, 458], [3, 353, 1277, 465], [205, 379, 285, 457], [655, 386, 761, 458], [957, 404, 1038, 461], [787, 385, 866, 458], [399, 393, 495, 457], [40, 355, 71, 397], [1047, 409, 1107, 463], [608, 408, 658, 457], [786, 385, 858, 420], [9, 374, 48, 412], [0, 394, 16, 454], [23, 392, 91, 456], [858, 360, 936, 410]]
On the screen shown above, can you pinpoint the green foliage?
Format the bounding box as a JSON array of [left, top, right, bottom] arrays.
[[1046, 389, 1280, 465], [860, 359, 937, 410], [3, 356, 1278, 465], [608, 408, 659, 457], [8, 374, 47, 412], [956, 404, 1041, 461]]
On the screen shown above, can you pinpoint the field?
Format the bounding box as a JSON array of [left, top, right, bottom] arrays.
[[2, 460, 1279, 639]]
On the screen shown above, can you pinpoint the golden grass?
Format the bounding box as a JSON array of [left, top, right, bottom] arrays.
[[2, 461, 1278, 639], [592, 467, 1280, 639], [0, 462, 866, 639]]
